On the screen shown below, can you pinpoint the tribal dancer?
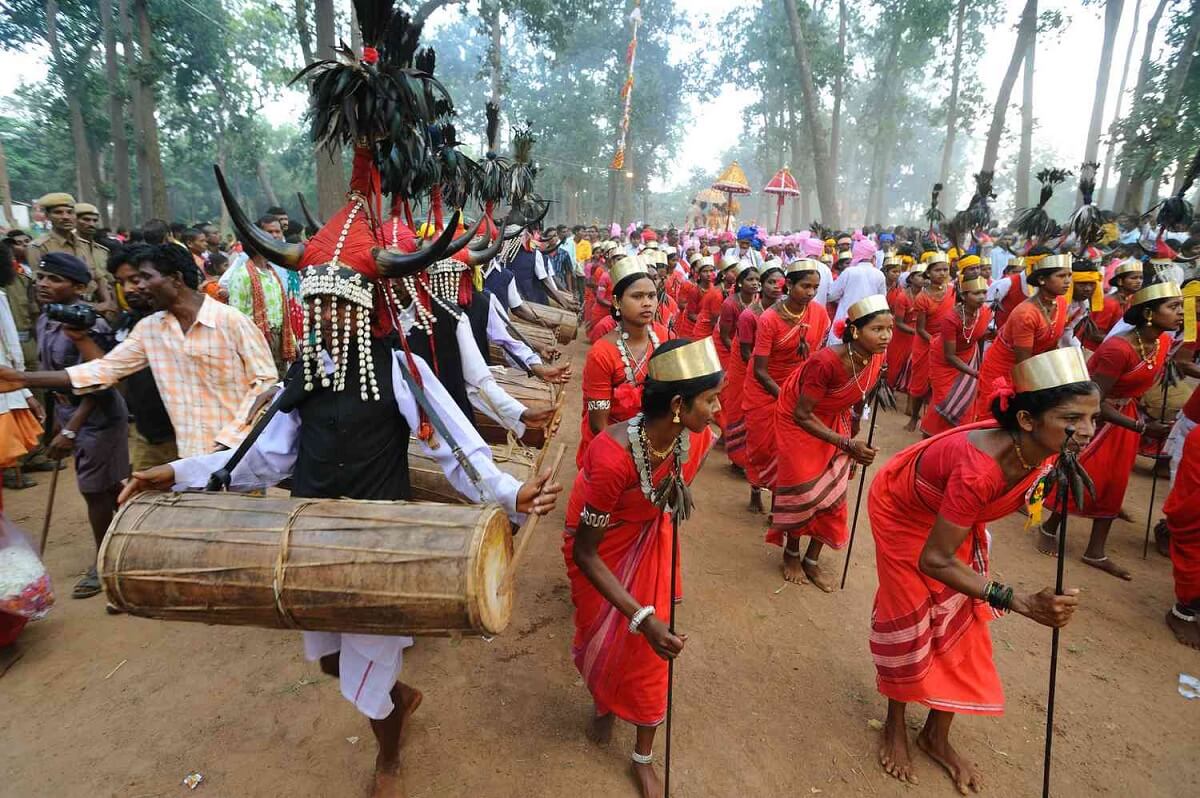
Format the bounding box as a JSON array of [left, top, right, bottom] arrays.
[[1164, 415, 1200, 649], [906, 252, 954, 432], [712, 261, 760, 439], [741, 260, 829, 512], [870, 348, 1097, 792], [971, 254, 1072, 421], [888, 262, 925, 394], [768, 296, 891, 589], [919, 277, 991, 437], [579, 257, 669, 466], [564, 338, 722, 798], [1037, 283, 1183, 579], [724, 263, 784, 474]]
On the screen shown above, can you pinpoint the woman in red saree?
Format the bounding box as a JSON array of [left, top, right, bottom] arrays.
[[888, 263, 924, 393], [565, 338, 723, 798], [1164, 420, 1200, 649], [906, 254, 955, 431], [689, 260, 724, 340], [677, 257, 714, 339], [870, 348, 1097, 792], [1037, 283, 1183, 579], [713, 263, 761, 436], [742, 262, 830, 511], [578, 259, 669, 467], [971, 254, 1073, 422], [725, 266, 784, 473], [920, 277, 992, 436], [769, 296, 892, 589]]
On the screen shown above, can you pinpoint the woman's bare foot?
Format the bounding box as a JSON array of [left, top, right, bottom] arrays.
[[630, 761, 664, 798], [586, 712, 614, 746], [916, 728, 982, 795], [1036, 528, 1059, 557], [1166, 608, 1200, 650], [371, 769, 405, 798], [782, 551, 808, 584], [1082, 554, 1132, 581], [748, 488, 764, 513], [802, 558, 836, 592], [879, 713, 918, 784]]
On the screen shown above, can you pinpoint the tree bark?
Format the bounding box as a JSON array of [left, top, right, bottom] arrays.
[[134, 0, 168, 219], [1098, 0, 1144, 206], [45, 0, 98, 206], [349, 2, 362, 54], [100, 0, 132, 229], [1015, 32, 1035, 208], [118, 0, 149, 219], [313, 0, 345, 219], [413, 0, 462, 26], [257, 160, 281, 208], [980, 0, 1038, 174], [938, 0, 967, 187], [0, 140, 14, 227], [1113, 0, 1169, 211], [1081, 0, 1124, 203], [487, 1, 503, 105], [782, 0, 839, 228], [865, 38, 901, 226], [294, 0, 314, 66], [829, 0, 846, 178]]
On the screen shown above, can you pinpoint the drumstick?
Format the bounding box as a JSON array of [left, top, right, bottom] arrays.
[[500, 444, 566, 594]]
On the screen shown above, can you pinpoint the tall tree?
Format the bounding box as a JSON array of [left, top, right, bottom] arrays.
[[782, 0, 839, 227], [829, 0, 847, 179], [0, 140, 13, 226], [41, 0, 102, 213], [133, 0, 168, 218], [312, 0, 345, 218], [99, 0, 132, 228], [1015, 31, 1035, 207], [937, 0, 967, 186], [1081, 0, 1125, 202], [980, 0, 1038, 174], [1098, 0, 1145, 205]]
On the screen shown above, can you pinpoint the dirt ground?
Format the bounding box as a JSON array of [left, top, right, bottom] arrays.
[[2, 338, 1198, 798]]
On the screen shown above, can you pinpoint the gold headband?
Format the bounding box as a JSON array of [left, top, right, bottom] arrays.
[[610, 256, 652, 287], [697, 256, 714, 269], [1183, 281, 1200, 343], [926, 251, 948, 265], [787, 258, 822, 277], [908, 262, 928, 274], [1012, 347, 1091, 393], [959, 277, 989, 293], [883, 256, 902, 268], [737, 263, 759, 280], [1070, 270, 1105, 311], [1027, 253, 1071, 274], [647, 337, 723, 382], [847, 294, 890, 322], [1130, 281, 1182, 308], [1111, 258, 1142, 278], [721, 255, 742, 272]]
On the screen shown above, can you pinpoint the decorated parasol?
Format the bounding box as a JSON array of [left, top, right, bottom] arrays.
[[713, 161, 751, 231], [763, 166, 800, 233]]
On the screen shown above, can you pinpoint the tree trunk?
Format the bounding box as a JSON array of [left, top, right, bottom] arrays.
[[294, 0, 314, 65], [349, 2, 362, 54], [829, 0, 846, 178], [134, 0, 168, 218], [313, 0, 345, 219], [100, 0, 132, 229], [45, 0, 98, 206], [1113, 0, 1169, 211], [1098, 0, 1143, 206], [938, 0, 967, 187], [981, 0, 1038, 174], [0, 140, 14, 227], [865, 38, 901, 226], [1081, 0, 1124, 203], [119, 0, 149, 219], [1015, 33, 1035, 208], [1118, 3, 1199, 214], [487, 1, 502, 105], [257, 160, 281, 208], [782, 0, 839, 228]]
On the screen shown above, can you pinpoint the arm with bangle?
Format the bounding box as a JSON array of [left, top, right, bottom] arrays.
[[790, 385, 877, 466]]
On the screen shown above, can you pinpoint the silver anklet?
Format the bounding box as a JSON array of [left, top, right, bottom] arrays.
[[1170, 605, 1197, 622], [631, 750, 653, 765], [803, 557, 820, 567], [783, 547, 802, 558], [1082, 554, 1110, 563]]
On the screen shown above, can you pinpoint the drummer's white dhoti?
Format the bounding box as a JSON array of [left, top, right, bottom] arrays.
[[303, 632, 415, 719]]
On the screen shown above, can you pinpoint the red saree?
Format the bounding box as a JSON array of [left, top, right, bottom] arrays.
[[869, 424, 1052, 714], [1051, 334, 1170, 519], [886, 287, 916, 392], [920, 306, 992, 436], [723, 306, 761, 470], [908, 288, 957, 398], [1165, 424, 1200, 605], [768, 348, 882, 548], [972, 297, 1068, 423], [577, 324, 670, 466], [562, 426, 715, 726]]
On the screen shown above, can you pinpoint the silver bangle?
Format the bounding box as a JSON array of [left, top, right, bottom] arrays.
[[628, 605, 655, 634], [631, 750, 654, 765], [586, 399, 611, 411], [580, 507, 610, 528]]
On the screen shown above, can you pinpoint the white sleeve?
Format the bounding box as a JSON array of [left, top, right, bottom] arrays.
[[488, 294, 540, 367], [986, 278, 1010, 304], [506, 277, 524, 309], [170, 407, 300, 490], [0, 291, 25, 372], [827, 270, 846, 302], [391, 352, 524, 522], [534, 251, 549, 280], [454, 313, 528, 436], [872, 267, 886, 293], [218, 255, 246, 289]]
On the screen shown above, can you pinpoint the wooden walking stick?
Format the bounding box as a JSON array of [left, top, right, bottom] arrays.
[[1142, 370, 1174, 558], [663, 504, 681, 798], [37, 462, 60, 557], [840, 366, 894, 590]]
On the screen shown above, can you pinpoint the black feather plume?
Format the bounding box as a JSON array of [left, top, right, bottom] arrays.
[[1069, 162, 1103, 251], [1012, 167, 1070, 240], [1154, 146, 1200, 232], [949, 171, 997, 250], [478, 102, 509, 207], [353, 0, 394, 47], [925, 182, 945, 229], [508, 121, 538, 207]]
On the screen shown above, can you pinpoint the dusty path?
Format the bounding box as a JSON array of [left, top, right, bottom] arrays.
[[2, 338, 1197, 797]]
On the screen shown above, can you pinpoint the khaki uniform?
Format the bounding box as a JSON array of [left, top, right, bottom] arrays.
[[6, 270, 38, 367], [27, 229, 111, 302]]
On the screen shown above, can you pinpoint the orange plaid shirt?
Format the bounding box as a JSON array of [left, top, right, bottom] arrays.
[[67, 296, 278, 457]]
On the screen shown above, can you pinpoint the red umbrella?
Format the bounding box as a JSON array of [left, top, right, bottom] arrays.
[[764, 166, 800, 234]]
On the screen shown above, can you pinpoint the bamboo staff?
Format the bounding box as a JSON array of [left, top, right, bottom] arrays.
[[1142, 373, 1172, 558], [663, 504, 681, 798], [840, 367, 893, 590]]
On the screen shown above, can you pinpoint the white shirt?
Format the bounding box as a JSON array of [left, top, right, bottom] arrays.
[[988, 248, 1012, 281], [0, 290, 34, 412], [826, 262, 886, 343], [486, 293, 541, 369], [485, 263, 526, 310]]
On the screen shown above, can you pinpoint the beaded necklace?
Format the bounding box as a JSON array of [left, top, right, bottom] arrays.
[[615, 323, 660, 385], [628, 412, 690, 509], [1132, 331, 1161, 367], [959, 304, 981, 345]]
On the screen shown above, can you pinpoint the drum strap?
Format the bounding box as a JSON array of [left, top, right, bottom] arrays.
[[395, 358, 483, 489], [273, 500, 316, 629]]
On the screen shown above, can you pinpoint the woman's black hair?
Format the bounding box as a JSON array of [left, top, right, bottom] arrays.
[[641, 338, 724, 420], [735, 267, 758, 290], [841, 308, 892, 343], [1121, 293, 1174, 327], [785, 267, 819, 284], [611, 271, 655, 319], [0, 241, 14, 287], [990, 381, 1099, 432]]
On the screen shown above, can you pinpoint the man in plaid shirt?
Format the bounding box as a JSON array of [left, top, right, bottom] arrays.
[[0, 244, 277, 458]]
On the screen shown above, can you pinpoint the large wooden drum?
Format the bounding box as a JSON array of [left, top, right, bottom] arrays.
[[488, 320, 558, 364], [99, 492, 514, 636], [473, 367, 563, 448], [527, 301, 578, 343], [408, 440, 542, 504]]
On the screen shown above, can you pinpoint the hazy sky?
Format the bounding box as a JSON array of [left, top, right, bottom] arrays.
[[0, 0, 1172, 208]]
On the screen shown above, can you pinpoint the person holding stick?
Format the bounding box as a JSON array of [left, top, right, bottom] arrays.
[[564, 337, 723, 798], [869, 348, 1097, 792], [919, 277, 992, 437], [767, 295, 892, 589], [1036, 282, 1183, 578]]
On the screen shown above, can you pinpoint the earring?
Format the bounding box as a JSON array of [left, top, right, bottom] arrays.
[[852, 328, 859, 339], [672, 410, 681, 423]]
